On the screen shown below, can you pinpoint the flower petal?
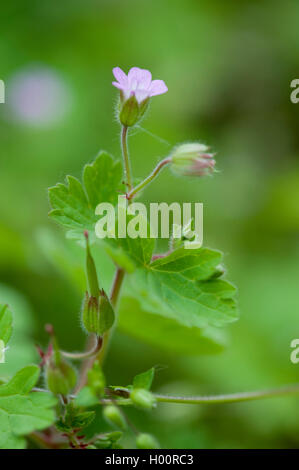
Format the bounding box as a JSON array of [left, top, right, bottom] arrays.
[[149, 80, 168, 96], [112, 81, 125, 90], [112, 67, 128, 86], [128, 67, 142, 82], [138, 69, 152, 90], [135, 89, 150, 103]]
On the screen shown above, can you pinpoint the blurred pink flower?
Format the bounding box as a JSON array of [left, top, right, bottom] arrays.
[[112, 66, 168, 103], [8, 66, 71, 126]]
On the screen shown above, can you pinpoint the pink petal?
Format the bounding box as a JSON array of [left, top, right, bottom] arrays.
[[112, 81, 125, 90], [135, 89, 150, 102], [128, 67, 142, 83], [112, 67, 128, 86], [149, 80, 168, 96], [138, 69, 152, 89]]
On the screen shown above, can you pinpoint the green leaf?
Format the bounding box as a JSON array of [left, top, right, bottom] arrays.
[[48, 152, 155, 268], [133, 368, 155, 390], [0, 304, 13, 345], [48, 151, 122, 236], [127, 247, 238, 329], [94, 431, 123, 449], [0, 366, 57, 449], [104, 208, 155, 267], [56, 402, 95, 433], [118, 297, 227, 355]]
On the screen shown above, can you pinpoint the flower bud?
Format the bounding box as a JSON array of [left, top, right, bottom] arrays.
[[103, 405, 127, 430], [130, 388, 156, 410], [45, 329, 77, 395], [170, 143, 215, 177], [136, 433, 160, 449], [46, 360, 77, 395], [82, 289, 115, 336], [82, 232, 115, 336]]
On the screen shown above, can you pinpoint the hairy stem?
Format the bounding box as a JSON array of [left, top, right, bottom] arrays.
[[103, 383, 299, 405], [127, 157, 171, 200], [121, 126, 133, 191], [97, 267, 125, 364], [60, 334, 102, 360]]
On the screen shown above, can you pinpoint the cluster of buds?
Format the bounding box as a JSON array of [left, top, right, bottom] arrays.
[[112, 66, 168, 128], [170, 143, 216, 177], [82, 232, 115, 336]]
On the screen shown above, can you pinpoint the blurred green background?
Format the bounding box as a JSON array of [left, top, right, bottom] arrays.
[[1, 0, 299, 448]]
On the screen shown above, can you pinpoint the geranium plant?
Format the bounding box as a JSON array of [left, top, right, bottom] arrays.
[[0, 67, 298, 449]]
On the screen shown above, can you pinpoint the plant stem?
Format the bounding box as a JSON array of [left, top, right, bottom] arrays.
[[97, 267, 125, 364], [127, 157, 171, 200], [33, 383, 299, 405], [121, 126, 133, 191], [155, 384, 299, 404], [104, 383, 299, 405], [60, 334, 102, 360]]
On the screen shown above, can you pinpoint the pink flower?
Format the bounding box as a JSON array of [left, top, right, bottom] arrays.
[[112, 66, 168, 103]]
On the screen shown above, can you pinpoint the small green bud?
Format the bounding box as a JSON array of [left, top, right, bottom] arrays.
[[130, 388, 156, 410], [44, 325, 77, 395], [82, 293, 98, 334], [103, 405, 127, 430], [82, 290, 115, 336], [82, 232, 115, 336], [170, 143, 216, 177], [136, 433, 160, 449], [46, 359, 77, 395], [98, 289, 115, 334]]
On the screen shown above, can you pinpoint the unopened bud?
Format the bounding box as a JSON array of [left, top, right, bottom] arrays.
[[82, 289, 115, 336], [46, 359, 77, 395], [82, 232, 115, 336], [136, 433, 160, 449], [130, 388, 156, 410], [45, 325, 77, 395], [170, 143, 215, 177], [103, 405, 127, 430]]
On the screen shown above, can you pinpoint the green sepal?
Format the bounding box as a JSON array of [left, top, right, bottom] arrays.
[[119, 94, 139, 127]]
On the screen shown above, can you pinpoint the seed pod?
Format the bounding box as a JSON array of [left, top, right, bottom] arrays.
[[130, 388, 156, 410], [82, 290, 115, 336]]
